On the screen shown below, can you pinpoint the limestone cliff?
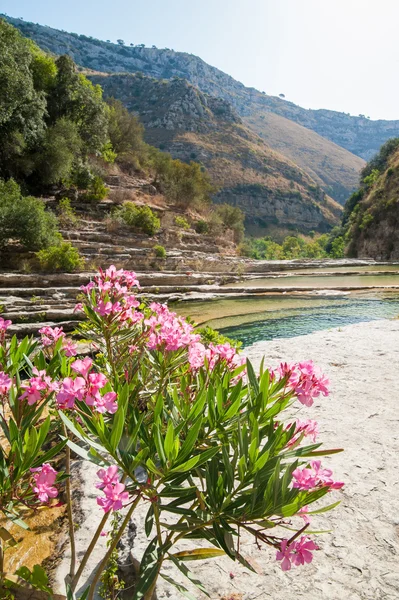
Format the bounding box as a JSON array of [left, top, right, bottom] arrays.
[[345, 141, 399, 259]]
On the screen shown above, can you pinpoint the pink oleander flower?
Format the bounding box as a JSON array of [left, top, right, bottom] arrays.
[[146, 303, 200, 352], [20, 368, 56, 405], [0, 372, 12, 395], [97, 482, 129, 513], [94, 391, 118, 414], [276, 361, 329, 407], [56, 376, 86, 409], [74, 303, 84, 313], [276, 536, 318, 571], [63, 338, 77, 357], [292, 460, 344, 491], [30, 463, 59, 503], [287, 419, 319, 447], [95, 300, 113, 316], [39, 326, 65, 347], [80, 281, 95, 295], [0, 317, 11, 332], [96, 465, 120, 489], [188, 342, 206, 370], [71, 357, 93, 378]]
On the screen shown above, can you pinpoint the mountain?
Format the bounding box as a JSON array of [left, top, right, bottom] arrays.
[[3, 15, 370, 204], [88, 72, 341, 235], [344, 140, 399, 260]]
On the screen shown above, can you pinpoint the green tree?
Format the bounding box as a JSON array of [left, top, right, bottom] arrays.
[[0, 178, 59, 251], [47, 55, 108, 154], [34, 118, 82, 185], [0, 19, 46, 178]]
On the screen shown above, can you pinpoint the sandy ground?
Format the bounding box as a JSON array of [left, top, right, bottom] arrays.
[[56, 320, 399, 600]]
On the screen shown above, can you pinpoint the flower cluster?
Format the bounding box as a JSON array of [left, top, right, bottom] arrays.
[[276, 536, 319, 571], [39, 325, 77, 357], [96, 465, 130, 513], [56, 357, 117, 413], [276, 360, 329, 406], [146, 303, 199, 352], [20, 367, 57, 405], [188, 341, 244, 372], [30, 463, 59, 503], [292, 460, 344, 491], [0, 372, 12, 396], [0, 317, 11, 344], [80, 266, 143, 325], [287, 419, 319, 447]]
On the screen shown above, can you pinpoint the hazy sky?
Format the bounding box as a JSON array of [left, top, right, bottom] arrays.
[[2, 0, 398, 120]]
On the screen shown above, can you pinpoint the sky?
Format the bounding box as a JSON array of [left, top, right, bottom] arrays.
[[1, 0, 399, 120]]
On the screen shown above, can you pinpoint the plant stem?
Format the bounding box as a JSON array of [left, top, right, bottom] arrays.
[[0, 537, 4, 587], [87, 495, 141, 600], [72, 474, 128, 591], [63, 425, 76, 579], [71, 511, 111, 591]]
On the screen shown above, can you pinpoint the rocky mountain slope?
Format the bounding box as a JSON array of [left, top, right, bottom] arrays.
[[3, 15, 369, 204], [89, 72, 341, 235], [345, 142, 399, 260]]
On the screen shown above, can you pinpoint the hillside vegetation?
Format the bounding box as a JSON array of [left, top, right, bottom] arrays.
[[342, 139, 399, 259], [0, 19, 245, 270], [89, 72, 341, 234], [2, 15, 373, 204]]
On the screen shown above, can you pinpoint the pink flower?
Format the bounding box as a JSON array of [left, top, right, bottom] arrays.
[[39, 326, 65, 347], [276, 539, 296, 571], [0, 317, 11, 332], [276, 536, 318, 571], [0, 372, 11, 395], [97, 482, 129, 513], [30, 463, 59, 503], [95, 301, 113, 317], [20, 368, 56, 405], [71, 357, 93, 378], [63, 338, 77, 357], [188, 342, 206, 370], [276, 361, 329, 407], [287, 419, 319, 447], [96, 465, 120, 489], [74, 303, 84, 313], [292, 461, 344, 491], [80, 281, 95, 295], [94, 391, 118, 414], [56, 376, 85, 409], [291, 537, 319, 566]]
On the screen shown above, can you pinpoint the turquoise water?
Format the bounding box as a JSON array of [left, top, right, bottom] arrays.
[[218, 294, 399, 346]]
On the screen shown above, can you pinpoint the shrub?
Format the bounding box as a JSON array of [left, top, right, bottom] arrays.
[[115, 202, 160, 236], [83, 175, 108, 202], [153, 244, 166, 258], [194, 219, 209, 234], [214, 204, 245, 243], [0, 178, 59, 251], [36, 241, 84, 272], [0, 266, 343, 599], [174, 215, 190, 230], [57, 198, 79, 228]]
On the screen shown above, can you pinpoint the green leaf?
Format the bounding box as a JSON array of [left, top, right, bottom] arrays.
[[159, 573, 197, 600], [171, 548, 225, 561], [307, 500, 341, 515], [246, 359, 259, 396], [178, 416, 202, 462], [168, 554, 210, 597], [109, 404, 125, 452], [164, 421, 175, 462], [169, 447, 219, 474]]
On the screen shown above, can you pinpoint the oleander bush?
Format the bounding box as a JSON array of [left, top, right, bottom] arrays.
[[0, 266, 344, 600]]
